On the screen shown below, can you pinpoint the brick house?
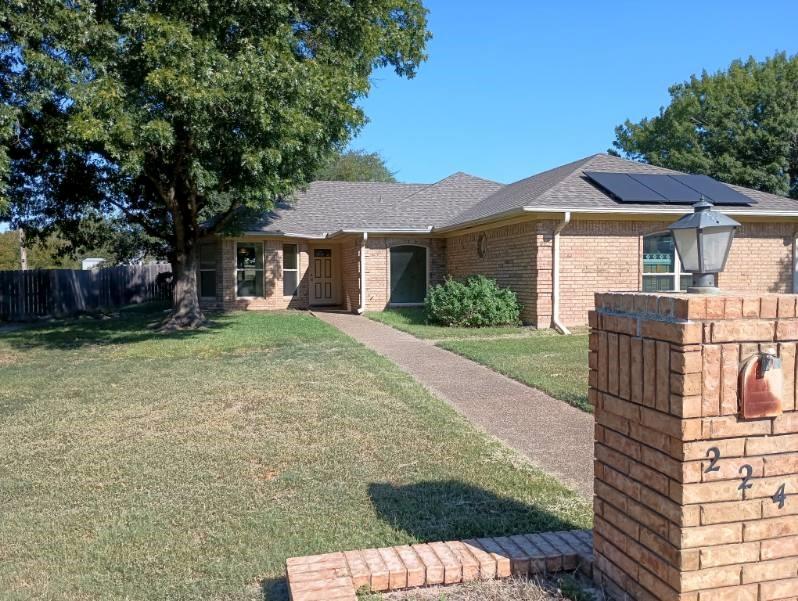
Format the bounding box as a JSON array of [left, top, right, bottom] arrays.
[[199, 153, 798, 328]]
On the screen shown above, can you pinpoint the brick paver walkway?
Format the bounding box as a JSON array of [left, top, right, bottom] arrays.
[[314, 312, 594, 498]]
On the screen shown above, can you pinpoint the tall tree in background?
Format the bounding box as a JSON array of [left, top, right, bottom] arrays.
[[612, 53, 798, 198], [316, 149, 397, 182], [1, 0, 429, 327]]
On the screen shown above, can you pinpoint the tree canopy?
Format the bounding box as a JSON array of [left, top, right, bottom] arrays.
[[612, 52, 798, 198], [1, 0, 429, 326], [315, 149, 396, 182]]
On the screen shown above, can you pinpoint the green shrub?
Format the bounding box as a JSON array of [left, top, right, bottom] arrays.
[[424, 275, 521, 327]]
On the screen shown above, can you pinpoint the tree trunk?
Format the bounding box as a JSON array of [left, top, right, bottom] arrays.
[[163, 237, 205, 330]]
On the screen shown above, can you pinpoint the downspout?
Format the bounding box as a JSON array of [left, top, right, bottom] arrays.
[[357, 232, 368, 314], [793, 231, 798, 294], [551, 212, 571, 335]]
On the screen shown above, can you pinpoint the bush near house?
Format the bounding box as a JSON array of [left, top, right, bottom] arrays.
[[425, 275, 521, 328]]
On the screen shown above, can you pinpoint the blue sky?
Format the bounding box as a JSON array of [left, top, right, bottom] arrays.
[[351, 0, 798, 184]]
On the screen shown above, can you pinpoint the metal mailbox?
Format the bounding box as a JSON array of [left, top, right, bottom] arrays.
[[739, 352, 783, 419]]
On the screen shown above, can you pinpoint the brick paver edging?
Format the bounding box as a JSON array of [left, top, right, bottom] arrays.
[[286, 529, 593, 600]]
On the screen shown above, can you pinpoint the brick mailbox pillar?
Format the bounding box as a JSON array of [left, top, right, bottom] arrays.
[[589, 292, 798, 601]]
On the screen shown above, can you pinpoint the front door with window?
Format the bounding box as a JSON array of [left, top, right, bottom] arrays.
[[311, 248, 335, 305]]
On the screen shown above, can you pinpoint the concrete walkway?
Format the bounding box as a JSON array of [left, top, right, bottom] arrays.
[[314, 312, 594, 498]]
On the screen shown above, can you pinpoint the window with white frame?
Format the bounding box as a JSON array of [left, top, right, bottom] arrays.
[[642, 232, 696, 292], [198, 242, 217, 298], [236, 242, 264, 297], [283, 244, 298, 296]]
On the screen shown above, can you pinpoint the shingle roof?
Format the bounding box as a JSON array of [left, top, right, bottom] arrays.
[[242, 181, 428, 236], [243, 154, 798, 238], [446, 153, 798, 227], [243, 173, 501, 236], [362, 172, 503, 230]]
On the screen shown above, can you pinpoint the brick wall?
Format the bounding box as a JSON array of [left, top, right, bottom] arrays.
[[201, 237, 311, 311], [560, 220, 796, 329], [364, 237, 446, 311], [446, 220, 547, 324], [197, 219, 795, 325], [559, 220, 668, 327], [341, 236, 361, 312], [720, 222, 794, 294], [591, 292, 798, 600]]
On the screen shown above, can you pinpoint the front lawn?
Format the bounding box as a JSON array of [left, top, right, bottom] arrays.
[[437, 335, 591, 412], [0, 304, 590, 601], [366, 307, 532, 340]]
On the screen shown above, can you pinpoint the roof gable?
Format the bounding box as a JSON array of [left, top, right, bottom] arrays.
[[362, 172, 503, 230]]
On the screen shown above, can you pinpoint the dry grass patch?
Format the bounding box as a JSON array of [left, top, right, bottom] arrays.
[[0, 304, 590, 601]]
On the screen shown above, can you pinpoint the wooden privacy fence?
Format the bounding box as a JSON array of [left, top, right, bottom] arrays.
[[0, 264, 173, 321]]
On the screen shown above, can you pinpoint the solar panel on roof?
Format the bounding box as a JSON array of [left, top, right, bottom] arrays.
[[672, 174, 757, 205], [628, 174, 702, 203], [583, 171, 665, 202], [584, 171, 756, 205]]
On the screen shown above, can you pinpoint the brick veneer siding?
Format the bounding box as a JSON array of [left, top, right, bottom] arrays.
[[591, 292, 798, 600], [446, 220, 550, 325], [199, 237, 311, 311], [197, 219, 795, 325], [341, 236, 361, 312], [719, 222, 795, 294], [558, 220, 671, 327], [364, 237, 446, 311], [559, 219, 796, 329]]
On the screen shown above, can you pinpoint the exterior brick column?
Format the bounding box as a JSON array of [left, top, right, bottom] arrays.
[[589, 292, 798, 601]]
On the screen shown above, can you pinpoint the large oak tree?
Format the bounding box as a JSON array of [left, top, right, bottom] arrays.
[[612, 52, 798, 199], [0, 0, 429, 327]]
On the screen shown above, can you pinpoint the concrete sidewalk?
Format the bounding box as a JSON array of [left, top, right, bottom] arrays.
[[314, 311, 594, 498]]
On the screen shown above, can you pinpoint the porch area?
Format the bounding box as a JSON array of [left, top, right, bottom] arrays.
[[196, 234, 445, 314]]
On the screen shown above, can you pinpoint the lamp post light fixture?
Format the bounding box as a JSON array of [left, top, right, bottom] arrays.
[[668, 197, 740, 294]]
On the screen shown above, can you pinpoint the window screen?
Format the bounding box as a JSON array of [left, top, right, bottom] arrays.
[[390, 245, 427, 304], [198, 243, 217, 298], [283, 244, 298, 296]]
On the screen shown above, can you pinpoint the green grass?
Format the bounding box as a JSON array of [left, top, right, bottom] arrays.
[[437, 335, 591, 413], [0, 303, 590, 601], [365, 308, 532, 340], [367, 309, 590, 412]]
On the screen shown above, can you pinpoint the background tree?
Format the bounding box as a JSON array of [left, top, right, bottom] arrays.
[[1, 0, 429, 327], [315, 149, 397, 182], [0, 219, 161, 270], [612, 52, 798, 198]]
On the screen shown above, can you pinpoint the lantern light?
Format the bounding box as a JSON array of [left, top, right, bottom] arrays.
[[668, 198, 740, 294]]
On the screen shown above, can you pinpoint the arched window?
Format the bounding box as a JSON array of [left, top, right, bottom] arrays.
[[390, 245, 428, 305], [642, 232, 696, 292]]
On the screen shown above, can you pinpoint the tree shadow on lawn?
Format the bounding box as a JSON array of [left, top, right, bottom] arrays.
[[261, 577, 289, 601], [0, 302, 228, 351], [368, 480, 580, 543]]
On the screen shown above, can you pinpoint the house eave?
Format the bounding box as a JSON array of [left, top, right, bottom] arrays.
[[326, 227, 434, 239], [241, 231, 328, 239], [521, 206, 798, 218]]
